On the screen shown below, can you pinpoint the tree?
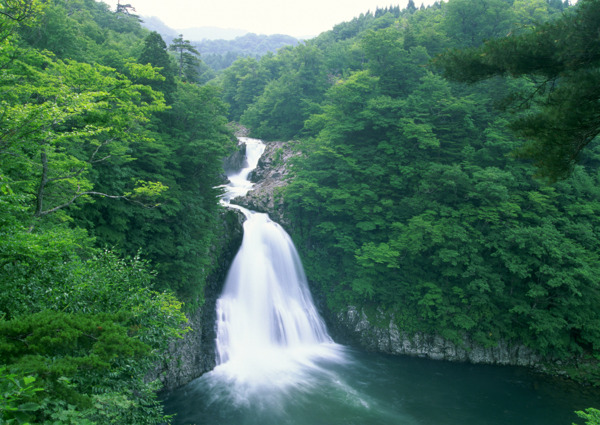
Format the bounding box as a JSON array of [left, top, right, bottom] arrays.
[[139, 31, 177, 102], [74, 81, 235, 302], [0, 50, 167, 221], [115, 0, 137, 17], [0, 228, 187, 423], [240, 45, 328, 140], [0, 0, 39, 42], [574, 408, 600, 425], [436, 0, 598, 180], [441, 0, 514, 48], [169, 34, 201, 82]]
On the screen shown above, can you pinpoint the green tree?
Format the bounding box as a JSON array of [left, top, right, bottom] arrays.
[[0, 227, 187, 423], [138, 31, 177, 102], [17, 0, 145, 66], [169, 34, 202, 82], [436, 0, 597, 180], [220, 56, 273, 121], [441, 0, 514, 48], [574, 408, 600, 425], [74, 81, 234, 302], [0, 50, 167, 222], [0, 0, 39, 42], [241, 45, 328, 140]]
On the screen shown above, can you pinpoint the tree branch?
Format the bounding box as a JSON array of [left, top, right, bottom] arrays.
[[36, 190, 157, 217]]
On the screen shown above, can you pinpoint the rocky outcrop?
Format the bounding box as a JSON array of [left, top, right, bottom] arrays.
[[233, 140, 298, 225], [151, 208, 244, 391], [333, 306, 541, 367], [223, 143, 246, 175]]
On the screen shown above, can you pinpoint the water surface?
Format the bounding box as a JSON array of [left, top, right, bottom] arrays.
[[163, 347, 598, 425]]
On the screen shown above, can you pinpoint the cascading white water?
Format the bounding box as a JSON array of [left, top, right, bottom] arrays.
[[220, 138, 265, 205], [214, 137, 344, 389]]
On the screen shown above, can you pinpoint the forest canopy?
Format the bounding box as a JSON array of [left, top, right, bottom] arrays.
[[0, 0, 234, 422], [436, 0, 600, 181]]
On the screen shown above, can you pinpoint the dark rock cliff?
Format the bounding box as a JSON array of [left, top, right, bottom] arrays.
[[152, 199, 245, 391], [331, 306, 541, 367]]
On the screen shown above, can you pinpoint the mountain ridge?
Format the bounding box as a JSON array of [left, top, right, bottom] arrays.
[[141, 15, 250, 41]]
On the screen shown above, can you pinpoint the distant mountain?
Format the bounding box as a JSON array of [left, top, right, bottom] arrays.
[[140, 16, 179, 43], [139, 17, 298, 72], [194, 33, 299, 71], [140, 17, 249, 42], [177, 26, 249, 41]]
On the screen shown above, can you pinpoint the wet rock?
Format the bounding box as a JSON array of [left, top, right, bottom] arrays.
[[223, 142, 247, 175], [233, 140, 298, 225], [335, 306, 541, 367]]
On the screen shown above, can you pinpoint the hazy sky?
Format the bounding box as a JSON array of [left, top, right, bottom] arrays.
[[103, 0, 439, 38]]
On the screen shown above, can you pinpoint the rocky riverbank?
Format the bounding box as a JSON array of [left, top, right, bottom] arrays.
[[332, 306, 541, 366]]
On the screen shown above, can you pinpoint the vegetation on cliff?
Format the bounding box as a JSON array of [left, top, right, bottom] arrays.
[[0, 0, 234, 422]]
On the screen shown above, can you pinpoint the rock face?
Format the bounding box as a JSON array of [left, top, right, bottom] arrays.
[[233, 140, 298, 225], [332, 306, 541, 367], [151, 208, 244, 391], [223, 142, 247, 175]]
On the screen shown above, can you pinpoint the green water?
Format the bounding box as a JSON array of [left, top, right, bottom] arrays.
[[162, 347, 599, 425]]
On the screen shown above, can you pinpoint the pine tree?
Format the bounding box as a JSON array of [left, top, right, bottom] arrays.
[[139, 31, 176, 101], [169, 34, 201, 82]]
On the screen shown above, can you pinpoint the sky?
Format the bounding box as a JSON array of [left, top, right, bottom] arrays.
[[102, 0, 439, 38]]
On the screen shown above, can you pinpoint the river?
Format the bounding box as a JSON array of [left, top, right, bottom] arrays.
[[162, 138, 599, 425]]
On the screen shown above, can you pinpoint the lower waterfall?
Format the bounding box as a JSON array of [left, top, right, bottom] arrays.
[[214, 137, 345, 392]]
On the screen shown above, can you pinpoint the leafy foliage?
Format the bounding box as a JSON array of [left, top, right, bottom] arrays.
[[574, 408, 600, 425], [0, 49, 167, 219], [0, 216, 187, 422], [1, 0, 234, 422], [76, 81, 234, 303], [436, 0, 600, 180], [0, 367, 43, 424]]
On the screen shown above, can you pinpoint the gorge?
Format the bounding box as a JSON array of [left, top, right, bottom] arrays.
[[3, 1, 600, 423], [161, 138, 600, 425]]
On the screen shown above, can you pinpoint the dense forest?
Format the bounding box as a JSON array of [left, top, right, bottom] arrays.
[[219, 0, 600, 386], [2, 0, 600, 423], [0, 0, 234, 422]]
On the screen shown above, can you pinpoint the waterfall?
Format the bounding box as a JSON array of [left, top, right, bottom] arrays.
[[214, 137, 344, 389]]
